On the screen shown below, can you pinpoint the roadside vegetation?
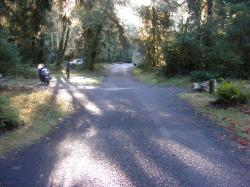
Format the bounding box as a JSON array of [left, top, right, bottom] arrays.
[[133, 68, 192, 87], [133, 66, 250, 143], [181, 92, 250, 143], [0, 62, 106, 156], [0, 0, 132, 77], [134, 0, 250, 144], [137, 1, 250, 80], [0, 90, 72, 156]]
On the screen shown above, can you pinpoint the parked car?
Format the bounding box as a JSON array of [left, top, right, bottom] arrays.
[[132, 52, 143, 66], [70, 59, 84, 65]]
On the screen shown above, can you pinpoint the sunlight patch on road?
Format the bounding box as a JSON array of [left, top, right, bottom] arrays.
[[48, 136, 134, 187], [108, 63, 133, 74], [105, 101, 116, 110], [101, 87, 135, 91], [53, 83, 102, 115], [84, 126, 98, 138], [60, 77, 67, 83], [157, 111, 172, 118], [113, 131, 180, 186], [69, 77, 101, 85], [57, 89, 73, 103], [153, 138, 232, 183], [76, 85, 97, 90], [84, 102, 102, 116], [70, 87, 102, 115]]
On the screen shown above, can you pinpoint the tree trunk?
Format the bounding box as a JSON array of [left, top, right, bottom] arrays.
[[204, 0, 213, 47], [87, 25, 103, 71], [58, 27, 71, 65], [110, 43, 117, 63], [151, 5, 157, 67], [55, 16, 67, 68]]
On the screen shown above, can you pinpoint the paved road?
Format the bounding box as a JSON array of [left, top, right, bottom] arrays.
[[0, 64, 249, 187]]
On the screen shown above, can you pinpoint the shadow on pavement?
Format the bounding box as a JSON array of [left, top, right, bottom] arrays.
[[0, 70, 249, 187]]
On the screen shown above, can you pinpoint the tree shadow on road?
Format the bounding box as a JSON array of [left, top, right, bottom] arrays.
[[0, 76, 249, 187]]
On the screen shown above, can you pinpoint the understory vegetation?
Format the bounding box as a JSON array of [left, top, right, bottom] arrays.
[[133, 68, 192, 87], [0, 96, 23, 132], [181, 92, 250, 142], [0, 90, 71, 156], [216, 81, 250, 106]]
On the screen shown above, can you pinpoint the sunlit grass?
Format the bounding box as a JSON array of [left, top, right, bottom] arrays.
[[180, 92, 250, 141], [2, 77, 38, 87], [133, 68, 192, 87], [52, 63, 106, 85], [0, 90, 72, 156]]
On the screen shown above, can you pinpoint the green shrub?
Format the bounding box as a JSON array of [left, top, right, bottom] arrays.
[[48, 63, 59, 71], [191, 71, 215, 82], [216, 81, 249, 106], [0, 38, 21, 74], [9, 64, 37, 79], [0, 96, 23, 131]]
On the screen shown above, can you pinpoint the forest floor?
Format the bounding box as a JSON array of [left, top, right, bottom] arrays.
[[133, 68, 250, 144], [0, 63, 249, 186]]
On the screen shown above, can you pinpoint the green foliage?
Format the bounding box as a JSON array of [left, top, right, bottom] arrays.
[[190, 71, 215, 82], [0, 35, 21, 74], [9, 65, 37, 79], [140, 1, 250, 79], [47, 63, 59, 72], [75, 0, 128, 71], [162, 32, 203, 75], [0, 0, 52, 65], [216, 81, 250, 106], [138, 2, 171, 68], [206, 40, 243, 77], [224, 2, 250, 78], [0, 96, 23, 131]]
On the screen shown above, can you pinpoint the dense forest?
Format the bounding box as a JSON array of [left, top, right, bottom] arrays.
[[0, 0, 249, 79], [0, 0, 130, 74], [138, 0, 250, 79]]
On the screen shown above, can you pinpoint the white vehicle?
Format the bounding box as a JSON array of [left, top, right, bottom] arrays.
[[70, 59, 84, 65], [132, 52, 143, 66]]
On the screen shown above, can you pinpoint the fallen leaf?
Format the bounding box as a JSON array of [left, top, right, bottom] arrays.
[[244, 128, 250, 133], [239, 140, 248, 146], [229, 136, 238, 141]]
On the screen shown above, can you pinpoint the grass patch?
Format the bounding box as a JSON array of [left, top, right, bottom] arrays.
[[180, 92, 250, 141], [0, 90, 72, 156], [2, 77, 38, 87], [52, 64, 106, 86], [133, 68, 192, 87], [0, 96, 23, 131]]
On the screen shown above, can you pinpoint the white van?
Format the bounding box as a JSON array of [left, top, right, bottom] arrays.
[[70, 59, 84, 65], [132, 52, 143, 66]]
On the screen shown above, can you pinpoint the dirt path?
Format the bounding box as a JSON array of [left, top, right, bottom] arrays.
[[0, 64, 249, 187]]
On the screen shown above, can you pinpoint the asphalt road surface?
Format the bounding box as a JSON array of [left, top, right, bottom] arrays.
[[0, 64, 249, 187]]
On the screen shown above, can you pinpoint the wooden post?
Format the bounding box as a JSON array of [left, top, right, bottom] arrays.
[[209, 79, 216, 94]]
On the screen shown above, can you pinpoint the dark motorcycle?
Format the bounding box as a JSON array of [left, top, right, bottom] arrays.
[[37, 64, 52, 84]]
